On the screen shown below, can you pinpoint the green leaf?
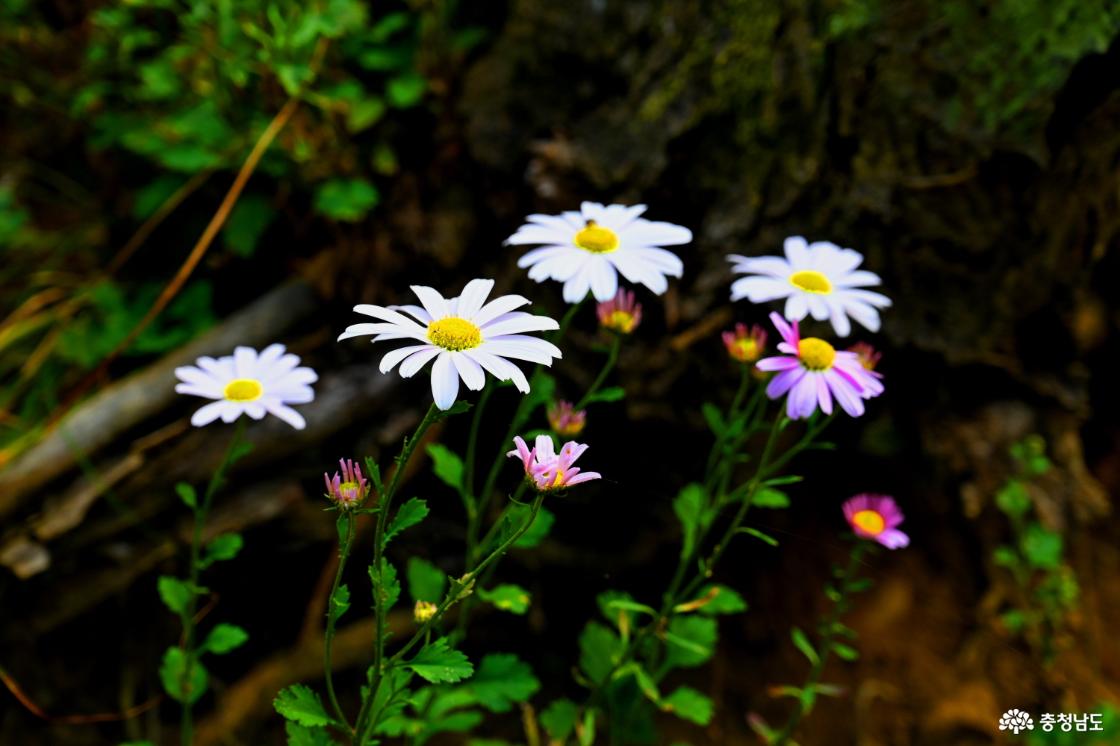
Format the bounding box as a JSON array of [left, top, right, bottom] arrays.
[[507, 504, 554, 549], [695, 585, 748, 615], [738, 526, 779, 546], [701, 403, 725, 436], [540, 699, 580, 742], [223, 194, 274, 258], [426, 443, 465, 490], [160, 647, 207, 704], [387, 72, 426, 107], [370, 558, 401, 611], [330, 584, 351, 622], [752, 487, 790, 509], [274, 684, 332, 727], [664, 616, 717, 669], [406, 557, 446, 603], [606, 599, 658, 617], [385, 497, 429, 545], [284, 721, 334, 746], [478, 584, 531, 615], [175, 482, 197, 509], [585, 386, 625, 404], [203, 623, 248, 655], [157, 576, 193, 615], [662, 686, 714, 726], [467, 653, 540, 713], [673, 483, 708, 559], [790, 627, 820, 666], [406, 638, 474, 683], [201, 533, 243, 568], [1021, 523, 1063, 570], [995, 480, 1031, 517], [313, 179, 380, 222], [1000, 609, 1028, 633], [831, 642, 859, 661], [578, 622, 622, 685]]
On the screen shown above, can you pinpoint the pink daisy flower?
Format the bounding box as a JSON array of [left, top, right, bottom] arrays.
[[324, 458, 370, 509], [597, 288, 643, 334], [507, 435, 601, 492], [548, 400, 587, 437], [722, 322, 768, 364], [755, 312, 883, 419], [842, 494, 909, 549]]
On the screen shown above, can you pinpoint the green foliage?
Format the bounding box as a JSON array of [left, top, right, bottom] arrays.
[[202, 533, 244, 568], [504, 504, 555, 549], [406, 557, 446, 604], [371, 558, 401, 611], [175, 483, 197, 509], [157, 576, 193, 616], [790, 627, 819, 666], [584, 386, 625, 404], [579, 622, 622, 685], [385, 497, 429, 545], [285, 721, 335, 746], [664, 617, 717, 669], [694, 585, 748, 615], [1021, 524, 1063, 570], [426, 443, 465, 491], [313, 179, 380, 222], [203, 623, 249, 655], [662, 686, 714, 726], [160, 647, 207, 704], [752, 487, 790, 509], [406, 638, 474, 684], [330, 583, 351, 621], [478, 584, 531, 615], [223, 194, 275, 257], [540, 699, 581, 742], [673, 483, 711, 559], [465, 653, 540, 712], [274, 684, 333, 727]]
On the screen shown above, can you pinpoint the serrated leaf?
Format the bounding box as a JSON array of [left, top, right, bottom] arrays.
[[157, 576, 193, 615], [585, 386, 625, 404], [426, 444, 464, 490], [478, 584, 531, 615], [203, 623, 248, 655], [664, 616, 717, 669], [662, 686, 714, 725], [370, 558, 401, 611], [274, 684, 332, 727], [578, 622, 622, 685], [540, 699, 580, 741], [694, 585, 748, 615], [330, 584, 351, 621], [752, 488, 790, 508], [791, 627, 820, 666], [284, 721, 335, 746], [160, 647, 207, 704], [201, 533, 243, 568], [406, 557, 445, 604], [406, 638, 473, 683], [175, 482, 197, 509], [385, 497, 429, 546], [466, 653, 540, 713]]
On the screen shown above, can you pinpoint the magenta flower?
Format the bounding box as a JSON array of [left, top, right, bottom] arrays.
[[324, 458, 370, 509], [722, 322, 768, 364], [507, 435, 601, 492], [842, 494, 909, 549], [755, 312, 883, 419], [548, 400, 587, 437], [597, 289, 643, 334]]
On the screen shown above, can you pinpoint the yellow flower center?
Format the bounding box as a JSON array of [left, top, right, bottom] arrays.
[[550, 469, 566, 487], [427, 317, 482, 351], [730, 338, 759, 362], [852, 509, 885, 534], [574, 221, 620, 253], [789, 270, 832, 294], [223, 378, 263, 402], [604, 310, 637, 334], [798, 338, 836, 371]]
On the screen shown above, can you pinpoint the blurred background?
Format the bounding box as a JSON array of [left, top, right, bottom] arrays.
[[2, 1, 1119, 744]]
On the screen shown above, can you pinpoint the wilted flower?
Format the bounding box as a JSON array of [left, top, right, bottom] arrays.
[[756, 312, 883, 420], [507, 201, 690, 303], [338, 279, 562, 410], [175, 344, 317, 429], [722, 322, 767, 363], [597, 289, 643, 334], [842, 494, 909, 549], [507, 435, 601, 492], [324, 458, 370, 509], [848, 341, 882, 371], [548, 400, 587, 437], [728, 236, 891, 337], [414, 600, 437, 623]]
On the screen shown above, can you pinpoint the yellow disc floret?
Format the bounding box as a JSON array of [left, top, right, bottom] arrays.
[[223, 378, 263, 402], [852, 509, 886, 535], [574, 221, 620, 253], [789, 270, 832, 294], [427, 317, 483, 351], [798, 338, 836, 371]]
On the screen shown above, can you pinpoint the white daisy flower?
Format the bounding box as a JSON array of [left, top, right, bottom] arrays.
[[728, 236, 892, 337], [506, 201, 691, 303], [174, 344, 318, 429], [338, 278, 562, 410]]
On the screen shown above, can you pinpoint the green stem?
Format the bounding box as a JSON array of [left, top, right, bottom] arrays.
[[574, 334, 621, 410], [179, 418, 247, 746], [773, 542, 868, 746], [324, 513, 356, 731], [353, 404, 441, 742]]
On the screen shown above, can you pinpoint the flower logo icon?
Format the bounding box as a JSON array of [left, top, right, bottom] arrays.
[[999, 709, 1035, 735]]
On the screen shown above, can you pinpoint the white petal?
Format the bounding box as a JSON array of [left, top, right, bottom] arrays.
[[480, 314, 559, 337], [729, 276, 791, 303], [430, 353, 460, 410], [233, 347, 258, 379], [785, 294, 809, 320], [175, 383, 222, 399], [465, 350, 530, 392], [399, 347, 441, 377], [626, 247, 683, 276], [265, 401, 307, 429], [190, 400, 229, 427], [455, 279, 495, 320], [410, 286, 450, 320], [589, 257, 619, 301], [807, 295, 830, 321], [390, 304, 433, 324], [562, 263, 593, 303], [451, 352, 486, 391], [473, 294, 531, 326], [506, 225, 573, 246], [784, 236, 811, 267], [482, 337, 562, 364], [220, 402, 244, 423], [835, 270, 883, 289], [244, 402, 267, 420], [729, 255, 792, 278], [380, 344, 433, 374], [197, 355, 235, 381], [620, 219, 692, 246]]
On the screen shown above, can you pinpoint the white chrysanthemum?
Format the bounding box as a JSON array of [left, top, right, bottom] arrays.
[[506, 201, 691, 303], [175, 345, 318, 429], [338, 278, 562, 410], [728, 236, 892, 337]]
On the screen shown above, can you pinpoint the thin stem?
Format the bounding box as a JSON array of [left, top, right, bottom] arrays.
[[574, 334, 621, 411], [179, 419, 247, 746], [324, 513, 356, 731]]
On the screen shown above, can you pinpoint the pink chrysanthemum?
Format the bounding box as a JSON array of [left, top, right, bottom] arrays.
[[507, 435, 601, 492], [722, 322, 768, 364], [755, 312, 883, 419], [324, 458, 370, 509], [842, 494, 909, 549], [548, 400, 587, 437], [596, 289, 642, 334]]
